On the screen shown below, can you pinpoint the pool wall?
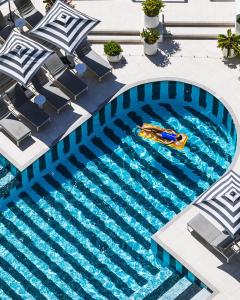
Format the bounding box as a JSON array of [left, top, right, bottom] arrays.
[[0, 80, 237, 210], [151, 239, 213, 293]]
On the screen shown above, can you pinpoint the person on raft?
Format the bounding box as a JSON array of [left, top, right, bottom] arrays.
[[138, 125, 182, 145]]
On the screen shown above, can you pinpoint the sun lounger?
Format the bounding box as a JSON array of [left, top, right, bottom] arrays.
[[76, 39, 112, 81], [6, 83, 50, 131], [0, 97, 31, 145], [187, 213, 240, 263], [23, 32, 60, 52], [31, 69, 71, 114], [0, 74, 16, 94], [0, 11, 13, 42], [44, 54, 88, 101], [0, 11, 6, 30], [13, 0, 43, 28], [0, 25, 12, 41]]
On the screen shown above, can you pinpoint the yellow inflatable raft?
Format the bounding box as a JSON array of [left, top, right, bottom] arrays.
[[138, 123, 188, 150]]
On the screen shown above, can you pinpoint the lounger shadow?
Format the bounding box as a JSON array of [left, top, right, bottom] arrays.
[[45, 54, 88, 101], [187, 213, 240, 263], [6, 83, 50, 132], [76, 39, 112, 81], [0, 97, 31, 146], [31, 69, 71, 114], [13, 0, 43, 28], [0, 11, 13, 42]]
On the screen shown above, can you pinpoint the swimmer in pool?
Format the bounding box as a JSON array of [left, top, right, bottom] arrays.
[[138, 125, 183, 144]]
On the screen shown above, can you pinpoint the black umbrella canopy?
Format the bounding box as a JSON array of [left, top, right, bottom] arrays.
[[0, 31, 53, 86], [195, 170, 240, 237], [30, 0, 100, 54]]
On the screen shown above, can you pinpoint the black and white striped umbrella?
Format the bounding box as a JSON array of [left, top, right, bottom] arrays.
[[0, 31, 53, 86], [30, 0, 100, 54], [195, 170, 240, 237]]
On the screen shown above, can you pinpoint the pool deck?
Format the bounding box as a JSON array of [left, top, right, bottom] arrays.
[[1, 40, 240, 172], [1, 2, 240, 298], [153, 206, 240, 299], [73, 0, 235, 30], [0, 0, 239, 172]]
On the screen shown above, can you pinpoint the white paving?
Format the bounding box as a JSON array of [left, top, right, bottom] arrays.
[[2, 40, 240, 172], [1, 2, 240, 299], [153, 205, 240, 299]]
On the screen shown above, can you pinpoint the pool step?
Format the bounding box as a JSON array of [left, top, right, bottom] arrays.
[[191, 288, 212, 300], [159, 278, 200, 300], [131, 272, 182, 299], [133, 273, 203, 300], [89, 25, 234, 43]]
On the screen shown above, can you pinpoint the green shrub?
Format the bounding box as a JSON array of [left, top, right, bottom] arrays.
[[217, 29, 240, 57], [142, 0, 164, 17], [104, 41, 123, 56], [140, 28, 160, 44]]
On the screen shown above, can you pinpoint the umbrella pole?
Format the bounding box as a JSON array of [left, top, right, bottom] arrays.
[[8, 0, 14, 23]]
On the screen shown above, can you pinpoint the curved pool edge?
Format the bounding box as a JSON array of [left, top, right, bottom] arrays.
[[110, 76, 240, 175], [110, 77, 239, 298], [0, 78, 237, 298], [0, 77, 236, 207], [151, 205, 220, 297]]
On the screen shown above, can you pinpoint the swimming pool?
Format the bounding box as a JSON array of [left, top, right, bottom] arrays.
[[0, 80, 237, 299]]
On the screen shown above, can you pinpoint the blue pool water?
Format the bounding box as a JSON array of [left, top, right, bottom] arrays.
[[0, 81, 236, 299]]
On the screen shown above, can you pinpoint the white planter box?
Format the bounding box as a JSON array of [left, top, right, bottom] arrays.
[[144, 15, 159, 29], [235, 20, 240, 35], [222, 48, 237, 58], [107, 53, 122, 63], [144, 41, 158, 55]]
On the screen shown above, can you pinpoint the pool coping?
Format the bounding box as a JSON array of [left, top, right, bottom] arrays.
[[1, 76, 239, 298], [110, 76, 240, 173], [152, 205, 220, 298], [111, 77, 240, 298]]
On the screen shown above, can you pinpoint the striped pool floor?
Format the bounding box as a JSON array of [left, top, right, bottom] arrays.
[[0, 102, 233, 299]]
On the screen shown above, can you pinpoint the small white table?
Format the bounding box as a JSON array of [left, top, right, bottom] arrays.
[[34, 95, 46, 109], [15, 18, 26, 32], [75, 63, 87, 77]]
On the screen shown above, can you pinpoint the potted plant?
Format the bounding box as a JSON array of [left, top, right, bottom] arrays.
[[142, 0, 164, 29], [217, 29, 240, 58], [141, 28, 160, 55], [43, 0, 74, 11], [104, 41, 123, 63]]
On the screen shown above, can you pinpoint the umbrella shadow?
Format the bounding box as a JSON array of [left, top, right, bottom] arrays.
[[217, 249, 240, 282], [18, 136, 35, 151], [4, 132, 36, 151], [74, 74, 125, 113], [190, 231, 227, 261], [191, 231, 240, 282], [30, 105, 81, 148]]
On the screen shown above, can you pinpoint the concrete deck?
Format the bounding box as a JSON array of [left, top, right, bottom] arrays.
[[153, 205, 240, 299], [74, 0, 235, 31], [1, 2, 240, 298], [0, 0, 239, 172], [1, 0, 236, 29], [0, 69, 124, 170], [1, 39, 240, 172], [74, 0, 235, 29]]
